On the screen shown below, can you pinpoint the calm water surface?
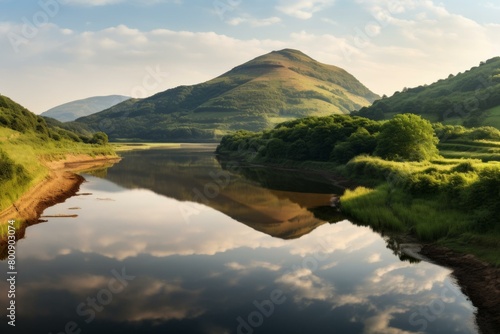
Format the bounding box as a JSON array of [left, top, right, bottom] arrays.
[[0, 145, 478, 333]]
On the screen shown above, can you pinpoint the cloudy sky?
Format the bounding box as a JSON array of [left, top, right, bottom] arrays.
[[0, 0, 499, 114]]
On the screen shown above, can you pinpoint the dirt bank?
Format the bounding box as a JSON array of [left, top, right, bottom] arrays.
[[419, 244, 500, 334], [0, 154, 120, 225]]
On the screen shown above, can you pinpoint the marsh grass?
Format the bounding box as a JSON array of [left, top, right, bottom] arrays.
[[341, 185, 471, 241], [340, 186, 406, 231]]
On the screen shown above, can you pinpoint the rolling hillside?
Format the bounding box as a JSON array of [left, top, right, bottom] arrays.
[[74, 49, 379, 142], [41, 95, 130, 122], [0, 94, 114, 213], [355, 57, 500, 127]]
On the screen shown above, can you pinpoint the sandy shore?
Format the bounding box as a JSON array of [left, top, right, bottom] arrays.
[[0, 154, 120, 225]]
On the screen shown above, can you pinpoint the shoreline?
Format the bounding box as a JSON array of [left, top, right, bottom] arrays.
[[0, 154, 120, 225], [419, 244, 500, 334], [218, 154, 500, 333]]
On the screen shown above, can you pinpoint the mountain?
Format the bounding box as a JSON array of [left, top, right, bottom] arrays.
[[74, 49, 379, 142], [41, 95, 130, 122], [355, 57, 500, 128]]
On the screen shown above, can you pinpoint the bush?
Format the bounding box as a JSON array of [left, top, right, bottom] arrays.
[[90, 132, 109, 145], [376, 114, 439, 161]]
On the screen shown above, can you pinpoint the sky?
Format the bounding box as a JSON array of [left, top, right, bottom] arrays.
[[0, 0, 499, 114]]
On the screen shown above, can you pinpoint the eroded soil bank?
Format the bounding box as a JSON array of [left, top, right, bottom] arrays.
[[0, 155, 120, 224], [419, 244, 500, 334]]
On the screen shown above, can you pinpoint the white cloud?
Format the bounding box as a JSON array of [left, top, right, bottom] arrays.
[[276, 268, 336, 304], [363, 307, 418, 334], [227, 16, 282, 27], [367, 253, 382, 263], [276, 0, 335, 20]]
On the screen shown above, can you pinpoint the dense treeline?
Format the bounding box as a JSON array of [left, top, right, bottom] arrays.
[[217, 113, 500, 163], [217, 114, 382, 163]]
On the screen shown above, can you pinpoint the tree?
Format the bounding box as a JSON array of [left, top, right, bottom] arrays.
[[331, 127, 377, 163], [90, 132, 109, 145], [375, 114, 438, 161]]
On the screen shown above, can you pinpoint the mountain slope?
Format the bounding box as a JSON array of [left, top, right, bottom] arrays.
[[355, 57, 500, 127], [41, 95, 130, 122], [75, 49, 379, 142]]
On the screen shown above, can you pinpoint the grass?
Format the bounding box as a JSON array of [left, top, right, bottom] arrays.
[[341, 184, 472, 241], [438, 138, 500, 161], [340, 186, 407, 231]]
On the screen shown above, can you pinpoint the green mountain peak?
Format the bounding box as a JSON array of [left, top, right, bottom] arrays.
[[74, 49, 379, 142]]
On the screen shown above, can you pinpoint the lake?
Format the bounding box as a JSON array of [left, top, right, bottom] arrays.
[[0, 145, 478, 333]]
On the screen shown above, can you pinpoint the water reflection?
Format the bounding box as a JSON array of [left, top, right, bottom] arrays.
[[101, 147, 344, 239], [0, 147, 478, 334]]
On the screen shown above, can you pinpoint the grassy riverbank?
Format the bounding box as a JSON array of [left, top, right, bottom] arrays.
[[0, 126, 115, 214], [0, 95, 117, 230], [216, 114, 500, 266], [340, 156, 500, 265]]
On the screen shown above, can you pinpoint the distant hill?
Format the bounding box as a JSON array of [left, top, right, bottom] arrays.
[[74, 49, 379, 142], [41, 95, 130, 122], [355, 57, 500, 128]]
